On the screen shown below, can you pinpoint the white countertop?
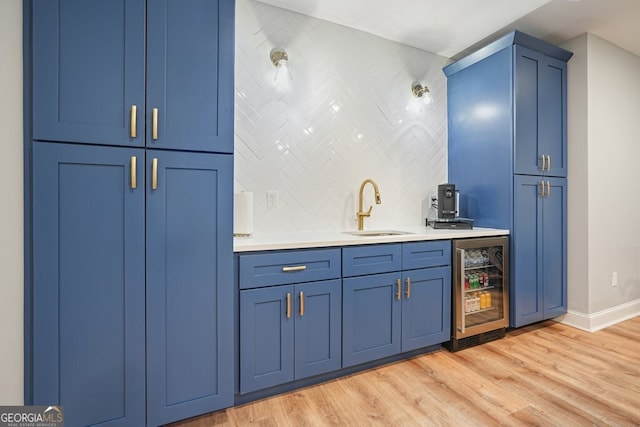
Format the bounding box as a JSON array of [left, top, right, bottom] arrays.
[[233, 226, 509, 252]]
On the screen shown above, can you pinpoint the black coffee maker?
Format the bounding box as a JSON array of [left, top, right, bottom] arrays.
[[426, 183, 473, 229], [437, 183, 457, 219]]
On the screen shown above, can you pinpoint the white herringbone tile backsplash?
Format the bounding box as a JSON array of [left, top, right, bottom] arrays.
[[235, 0, 449, 232]]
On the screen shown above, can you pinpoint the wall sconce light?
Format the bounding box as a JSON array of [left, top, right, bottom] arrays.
[[411, 81, 434, 105], [270, 47, 293, 87]]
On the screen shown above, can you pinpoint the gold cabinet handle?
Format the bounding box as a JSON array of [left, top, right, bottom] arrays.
[[299, 291, 304, 316], [130, 156, 137, 189], [130, 105, 137, 138], [151, 158, 158, 190], [546, 155, 551, 171], [540, 154, 546, 171], [282, 265, 307, 272], [396, 279, 401, 300], [405, 277, 411, 299], [546, 181, 551, 197], [286, 292, 291, 319], [539, 180, 545, 197], [152, 108, 158, 140]]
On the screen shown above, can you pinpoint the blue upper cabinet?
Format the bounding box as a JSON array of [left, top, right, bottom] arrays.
[[145, 150, 233, 426], [32, 0, 234, 154], [32, 142, 146, 426], [146, 0, 234, 152], [514, 46, 568, 177], [32, 0, 145, 146]]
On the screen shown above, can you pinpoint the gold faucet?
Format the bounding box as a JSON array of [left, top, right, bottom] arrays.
[[357, 178, 381, 230]]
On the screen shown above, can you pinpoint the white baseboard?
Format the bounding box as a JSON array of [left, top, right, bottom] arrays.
[[555, 299, 640, 332]]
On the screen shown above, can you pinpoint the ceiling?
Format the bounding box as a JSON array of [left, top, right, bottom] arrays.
[[254, 0, 640, 59]]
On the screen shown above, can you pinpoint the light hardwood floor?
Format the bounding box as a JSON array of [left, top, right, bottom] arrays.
[[170, 317, 640, 426]]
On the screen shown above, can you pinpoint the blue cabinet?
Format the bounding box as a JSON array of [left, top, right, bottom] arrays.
[[342, 242, 451, 367], [32, 0, 234, 153], [145, 151, 233, 426], [32, 0, 145, 147], [29, 1, 235, 425], [445, 31, 571, 328], [513, 176, 567, 327], [32, 144, 234, 426], [32, 142, 146, 427], [239, 249, 342, 394], [514, 46, 568, 177], [146, 0, 234, 152], [401, 267, 451, 352], [342, 272, 401, 367]]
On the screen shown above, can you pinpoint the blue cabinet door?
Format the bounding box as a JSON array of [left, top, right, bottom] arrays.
[[32, 142, 145, 427], [513, 175, 544, 327], [401, 267, 451, 352], [146, 0, 234, 153], [145, 150, 233, 426], [240, 286, 295, 394], [342, 273, 401, 367], [295, 280, 342, 379], [542, 178, 567, 318], [513, 176, 567, 327], [32, 0, 145, 146], [514, 46, 567, 177]]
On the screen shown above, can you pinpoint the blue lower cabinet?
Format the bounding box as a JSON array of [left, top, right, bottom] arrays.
[[32, 144, 233, 426], [240, 280, 342, 394], [32, 142, 146, 427], [512, 175, 567, 327], [146, 151, 233, 426], [342, 273, 402, 367], [401, 267, 451, 352], [240, 285, 295, 394], [342, 243, 452, 367], [294, 280, 342, 379]]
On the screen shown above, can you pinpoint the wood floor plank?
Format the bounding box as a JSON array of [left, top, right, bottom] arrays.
[[170, 317, 640, 427]]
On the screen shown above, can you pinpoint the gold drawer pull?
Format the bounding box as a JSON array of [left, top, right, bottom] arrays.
[[282, 265, 307, 272], [151, 158, 158, 190], [299, 291, 304, 316], [130, 156, 137, 189], [130, 105, 137, 138], [152, 108, 159, 140], [405, 277, 411, 299], [286, 292, 291, 319]]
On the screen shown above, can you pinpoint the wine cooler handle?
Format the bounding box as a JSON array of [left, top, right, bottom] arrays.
[[457, 248, 466, 334]]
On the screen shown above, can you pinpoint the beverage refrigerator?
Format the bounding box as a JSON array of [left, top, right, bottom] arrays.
[[446, 236, 509, 351]]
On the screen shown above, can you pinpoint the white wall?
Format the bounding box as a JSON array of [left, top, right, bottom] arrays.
[[561, 33, 640, 330], [562, 34, 589, 314], [587, 35, 640, 313], [234, 0, 449, 233], [0, 0, 24, 405]]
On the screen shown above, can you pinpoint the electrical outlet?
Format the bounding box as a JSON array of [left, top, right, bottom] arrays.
[[429, 195, 438, 208], [266, 191, 278, 208], [612, 272, 618, 287]]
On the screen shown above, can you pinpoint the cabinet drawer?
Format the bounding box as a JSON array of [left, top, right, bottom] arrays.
[[342, 244, 402, 277], [239, 249, 341, 289], [402, 240, 451, 270]]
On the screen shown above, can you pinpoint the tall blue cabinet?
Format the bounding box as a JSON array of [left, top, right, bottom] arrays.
[[445, 31, 572, 328], [28, 1, 235, 425]]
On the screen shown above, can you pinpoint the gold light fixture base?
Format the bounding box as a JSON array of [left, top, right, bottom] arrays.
[[411, 81, 430, 98], [270, 48, 288, 66]]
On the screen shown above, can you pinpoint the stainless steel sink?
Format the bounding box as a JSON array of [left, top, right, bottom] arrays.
[[343, 230, 414, 237]]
